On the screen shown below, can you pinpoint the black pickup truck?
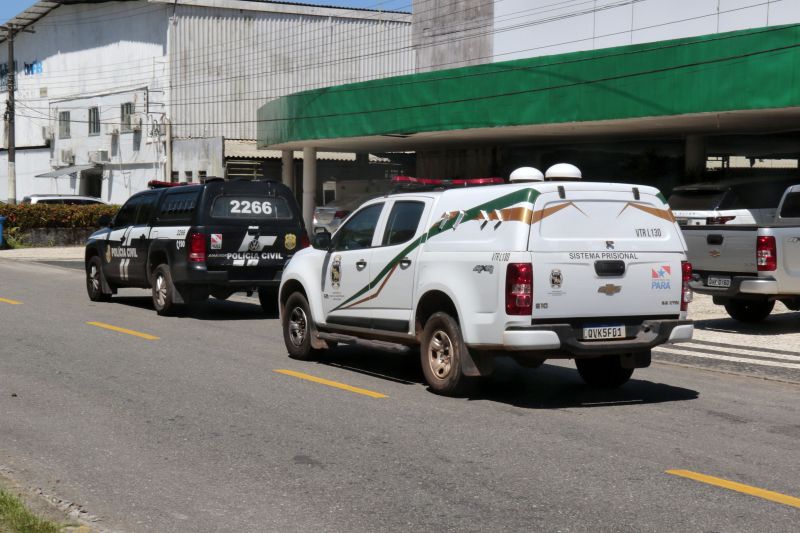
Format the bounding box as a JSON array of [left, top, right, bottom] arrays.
[[84, 179, 307, 315]]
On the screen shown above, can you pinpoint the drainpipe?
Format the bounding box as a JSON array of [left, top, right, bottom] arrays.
[[165, 118, 173, 182]]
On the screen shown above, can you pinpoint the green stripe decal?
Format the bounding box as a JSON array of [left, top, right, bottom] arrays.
[[332, 188, 539, 311]]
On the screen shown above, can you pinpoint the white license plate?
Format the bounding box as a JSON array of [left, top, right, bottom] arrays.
[[707, 276, 731, 288], [582, 326, 625, 340]]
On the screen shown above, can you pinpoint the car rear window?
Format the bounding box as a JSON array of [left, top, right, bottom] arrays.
[[780, 192, 800, 218], [211, 195, 294, 220], [720, 180, 797, 210], [668, 190, 727, 211]]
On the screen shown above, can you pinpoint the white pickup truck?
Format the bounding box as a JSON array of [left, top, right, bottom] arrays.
[[279, 170, 693, 395], [684, 183, 800, 322]]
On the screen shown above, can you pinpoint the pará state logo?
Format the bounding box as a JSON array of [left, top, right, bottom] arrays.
[[651, 265, 671, 290]]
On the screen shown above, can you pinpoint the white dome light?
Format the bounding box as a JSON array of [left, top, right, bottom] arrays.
[[545, 163, 582, 180], [509, 167, 545, 182]]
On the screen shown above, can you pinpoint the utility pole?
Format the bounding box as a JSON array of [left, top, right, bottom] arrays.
[[3, 23, 17, 204]]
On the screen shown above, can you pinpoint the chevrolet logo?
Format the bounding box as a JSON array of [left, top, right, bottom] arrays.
[[598, 284, 622, 295], [709, 249, 721, 257]]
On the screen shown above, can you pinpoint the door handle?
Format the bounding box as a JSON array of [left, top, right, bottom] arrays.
[[399, 257, 412, 268], [356, 259, 367, 270]]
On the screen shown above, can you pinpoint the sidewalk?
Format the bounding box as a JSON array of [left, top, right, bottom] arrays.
[[0, 246, 84, 261]]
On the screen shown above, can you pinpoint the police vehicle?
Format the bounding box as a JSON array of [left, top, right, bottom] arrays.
[[279, 165, 694, 395], [85, 178, 307, 315]]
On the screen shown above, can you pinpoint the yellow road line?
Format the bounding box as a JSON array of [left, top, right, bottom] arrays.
[[0, 297, 22, 305], [86, 321, 159, 340], [274, 369, 387, 399], [666, 469, 800, 509]]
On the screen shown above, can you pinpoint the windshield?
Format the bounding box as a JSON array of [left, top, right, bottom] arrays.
[[668, 190, 727, 211]]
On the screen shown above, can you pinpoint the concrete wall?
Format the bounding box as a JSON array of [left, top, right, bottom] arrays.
[[172, 137, 224, 181], [492, 0, 800, 62], [413, 0, 493, 72]]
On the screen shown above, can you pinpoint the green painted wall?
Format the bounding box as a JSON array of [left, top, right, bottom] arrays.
[[258, 25, 800, 147]]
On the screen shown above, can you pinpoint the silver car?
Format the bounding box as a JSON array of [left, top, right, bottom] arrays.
[[312, 193, 381, 234]]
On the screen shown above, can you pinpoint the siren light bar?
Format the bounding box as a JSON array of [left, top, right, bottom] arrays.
[[392, 176, 504, 187]]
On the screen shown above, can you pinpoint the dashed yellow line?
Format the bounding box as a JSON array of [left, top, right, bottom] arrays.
[[274, 369, 387, 398], [0, 297, 22, 305], [666, 469, 800, 509], [86, 321, 159, 340]]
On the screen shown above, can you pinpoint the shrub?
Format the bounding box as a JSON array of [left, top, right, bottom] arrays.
[[0, 203, 119, 231]]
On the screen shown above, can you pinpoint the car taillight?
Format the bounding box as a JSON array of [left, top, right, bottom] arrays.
[[757, 236, 777, 271], [334, 210, 350, 220], [506, 263, 533, 315], [681, 261, 693, 312], [188, 232, 206, 263], [299, 232, 310, 249], [705, 216, 736, 225]]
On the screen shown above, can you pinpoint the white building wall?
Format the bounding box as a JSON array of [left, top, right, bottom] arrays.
[[170, 3, 414, 139], [0, 149, 51, 201], [492, 0, 800, 62]]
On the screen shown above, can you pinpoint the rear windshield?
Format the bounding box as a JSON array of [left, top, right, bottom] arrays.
[[721, 181, 797, 210], [211, 195, 294, 220], [668, 190, 727, 211], [780, 192, 800, 218]]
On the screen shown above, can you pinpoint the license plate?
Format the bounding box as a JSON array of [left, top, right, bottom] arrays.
[[582, 326, 625, 340], [707, 276, 731, 288]]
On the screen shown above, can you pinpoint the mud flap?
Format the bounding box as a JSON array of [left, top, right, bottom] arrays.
[[620, 350, 651, 369], [462, 348, 495, 377]]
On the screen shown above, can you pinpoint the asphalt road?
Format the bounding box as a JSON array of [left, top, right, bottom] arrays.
[[0, 259, 798, 532]]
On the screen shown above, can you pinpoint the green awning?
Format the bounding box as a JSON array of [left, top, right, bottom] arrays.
[[258, 24, 800, 150]]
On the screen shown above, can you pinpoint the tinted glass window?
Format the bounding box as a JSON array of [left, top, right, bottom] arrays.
[[333, 203, 383, 251], [158, 190, 200, 223], [383, 201, 425, 246], [668, 190, 727, 210], [721, 181, 797, 210], [780, 192, 800, 218], [135, 193, 159, 225], [211, 195, 293, 220], [114, 197, 140, 227]]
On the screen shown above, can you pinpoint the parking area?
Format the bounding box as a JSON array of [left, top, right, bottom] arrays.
[[0, 256, 798, 532]]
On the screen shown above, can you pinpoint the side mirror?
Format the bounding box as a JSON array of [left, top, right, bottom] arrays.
[[97, 214, 112, 227], [313, 230, 332, 250]]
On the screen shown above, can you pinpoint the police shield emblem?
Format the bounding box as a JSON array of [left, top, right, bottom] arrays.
[[331, 255, 342, 289], [285, 233, 297, 251]]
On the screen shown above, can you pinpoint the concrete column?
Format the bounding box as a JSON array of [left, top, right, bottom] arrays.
[[302, 147, 317, 232], [281, 150, 294, 191], [685, 135, 707, 180]]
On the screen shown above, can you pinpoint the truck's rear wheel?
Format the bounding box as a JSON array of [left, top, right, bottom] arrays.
[[575, 355, 634, 388], [258, 286, 279, 317], [724, 299, 774, 323], [420, 312, 474, 396], [282, 292, 323, 360]]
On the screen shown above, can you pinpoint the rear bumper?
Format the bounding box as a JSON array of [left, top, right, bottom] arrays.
[[501, 319, 693, 357], [172, 264, 284, 288], [690, 276, 777, 299]]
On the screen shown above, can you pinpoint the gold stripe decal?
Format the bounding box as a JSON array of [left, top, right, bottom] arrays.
[[342, 263, 400, 310], [618, 202, 676, 222], [530, 202, 587, 223]]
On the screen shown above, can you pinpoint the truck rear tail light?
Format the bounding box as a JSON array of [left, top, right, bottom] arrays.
[[333, 210, 350, 220], [705, 216, 736, 225], [681, 261, 693, 311], [506, 263, 533, 315], [756, 236, 777, 271], [188, 232, 206, 263]]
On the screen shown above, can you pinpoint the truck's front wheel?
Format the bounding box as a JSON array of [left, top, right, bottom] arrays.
[[282, 292, 323, 361], [575, 355, 634, 388], [724, 299, 774, 323], [420, 312, 474, 396]]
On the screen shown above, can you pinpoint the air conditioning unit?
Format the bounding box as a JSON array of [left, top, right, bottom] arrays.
[[105, 124, 119, 136], [88, 150, 110, 163], [60, 149, 75, 166], [41, 126, 54, 141]]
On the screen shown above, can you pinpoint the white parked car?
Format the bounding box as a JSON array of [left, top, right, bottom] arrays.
[[669, 177, 798, 226], [21, 194, 107, 205], [278, 167, 694, 395]]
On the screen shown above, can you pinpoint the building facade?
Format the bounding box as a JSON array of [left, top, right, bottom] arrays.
[[1, 0, 413, 204]]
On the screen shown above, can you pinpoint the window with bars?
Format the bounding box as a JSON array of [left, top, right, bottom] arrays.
[[88, 107, 100, 136], [58, 111, 70, 139], [120, 102, 134, 132]]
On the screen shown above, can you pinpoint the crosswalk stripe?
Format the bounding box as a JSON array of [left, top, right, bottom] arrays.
[[655, 346, 800, 370], [679, 342, 800, 362]]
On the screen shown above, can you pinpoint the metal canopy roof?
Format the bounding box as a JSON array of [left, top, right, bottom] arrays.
[[258, 24, 800, 152], [36, 164, 99, 178]]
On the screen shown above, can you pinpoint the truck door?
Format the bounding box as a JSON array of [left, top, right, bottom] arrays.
[[322, 202, 385, 328], [127, 191, 159, 286], [362, 199, 431, 332], [103, 196, 140, 285]]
